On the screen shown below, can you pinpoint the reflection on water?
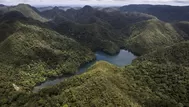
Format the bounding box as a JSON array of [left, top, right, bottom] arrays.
[[33, 49, 136, 92]]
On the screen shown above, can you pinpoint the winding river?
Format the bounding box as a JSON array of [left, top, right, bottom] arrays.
[[33, 49, 136, 92]]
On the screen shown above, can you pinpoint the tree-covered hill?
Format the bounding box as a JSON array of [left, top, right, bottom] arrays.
[[20, 41, 189, 107], [125, 19, 183, 55], [1, 4, 189, 107], [42, 6, 156, 55], [0, 4, 47, 22], [0, 18, 95, 95], [135, 41, 189, 67], [8, 40, 189, 106], [55, 21, 122, 55], [120, 5, 189, 22], [42, 6, 187, 56], [0, 11, 51, 42], [173, 21, 189, 40]]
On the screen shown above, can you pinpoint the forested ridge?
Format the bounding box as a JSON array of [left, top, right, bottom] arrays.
[[0, 3, 189, 107]]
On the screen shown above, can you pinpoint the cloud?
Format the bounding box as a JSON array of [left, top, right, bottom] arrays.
[[0, 0, 189, 5]]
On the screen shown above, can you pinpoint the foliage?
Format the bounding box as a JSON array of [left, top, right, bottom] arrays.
[[125, 19, 183, 55], [0, 4, 47, 22], [55, 21, 121, 55], [120, 5, 189, 22], [0, 5, 189, 107], [173, 21, 189, 40], [42, 6, 155, 55], [0, 20, 95, 101]]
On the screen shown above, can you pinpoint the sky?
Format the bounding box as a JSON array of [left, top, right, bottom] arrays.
[[0, 0, 189, 6]]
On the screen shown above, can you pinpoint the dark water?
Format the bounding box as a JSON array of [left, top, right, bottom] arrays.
[[33, 50, 136, 92]]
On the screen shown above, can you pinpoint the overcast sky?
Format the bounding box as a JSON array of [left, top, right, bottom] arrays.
[[0, 0, 189, 6]]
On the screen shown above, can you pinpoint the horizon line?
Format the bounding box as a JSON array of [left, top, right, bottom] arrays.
[[1, 3, 189, 7]]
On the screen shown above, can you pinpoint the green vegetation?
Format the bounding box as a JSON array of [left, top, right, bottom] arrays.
[[0, 20, 95, 104], [0, 4, 47, 22], [135, 41, 189, 66], [125, 19, 183, 55], [9, 4, 47, 22], [55, 21, 121, 55], [41, 6, 155, 55], [16, 41, 189, 107], [45, 6, 186, 56], [2, 39, 189, 107], [1, 4, 189, 107], [0, 19, 19, 42], [120, 5, 189, 22], [173, 21, 189, 40]]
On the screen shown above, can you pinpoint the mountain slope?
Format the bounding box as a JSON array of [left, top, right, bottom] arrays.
[[125, 19, 183, 55], [43, 6, 155, 54], [0, 4, 47, 22], [19, 41, 189, 107], [1, 5, 189, 107], [55, 21, 121, 54], [41, 6, 66, 19], [136, 41, 189, 67], [16, 57, 189, 106], [120, 5, 189, 22], [173, 21, 189, 40], [44, 6, 155, 27], [0, 20, 95, 93], [0, 11, 50, 42]]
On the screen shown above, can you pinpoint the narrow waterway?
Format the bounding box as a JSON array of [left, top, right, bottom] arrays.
[[33, 49, 136, 92]]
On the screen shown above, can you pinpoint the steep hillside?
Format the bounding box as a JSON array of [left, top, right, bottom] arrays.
[[10, 4, 47, 22], [18, 41, 189, 107], [0, 4, 47, 22], [43, 6, 155, 28], [43, 6, 155, 54], [173, 21, 189, 40], [41, 7, 66, 19], [0, 20, 95, 93], [1, 4, 189, 107], [55, 21, 122, 55], [136, 41, 189, 66], [0, 11, 26, 42], [125, 19, 183, 55], [9, 57, 189, 106], [0, 11, 50, 42]]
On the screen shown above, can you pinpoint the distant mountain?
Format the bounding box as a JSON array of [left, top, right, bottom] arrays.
[[0, 4, 47, 22], [37, 6, 81, 12], [120, 4, 153, 13], [42, 5, 155, 54], [41, 6, 66, 19], [36, 6, 54, 12], [100, 7, 120, 12], [55, 21, 121, 54], [42, 5, 155, 26], [0, 4, 4, 7], [120, 5, 189, 22], [42, 5, 189, 56]]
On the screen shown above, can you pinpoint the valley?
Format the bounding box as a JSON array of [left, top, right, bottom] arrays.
[[33, 49, 136, 92], [0, 3, 189, 107]]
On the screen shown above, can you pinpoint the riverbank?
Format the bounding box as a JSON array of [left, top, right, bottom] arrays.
[[33, 49, 136, 93]]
